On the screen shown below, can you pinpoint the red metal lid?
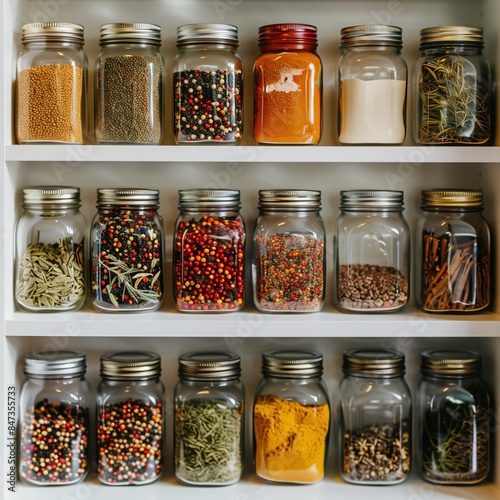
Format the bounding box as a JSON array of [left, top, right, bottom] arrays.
[[258, 23, 318, 51]]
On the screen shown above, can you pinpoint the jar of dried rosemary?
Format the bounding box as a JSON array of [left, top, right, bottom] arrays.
[[174, 352, 244, 486], [15, 186, 87, 311], [416, 189, 490, 312], [418, 350, 491, 485]]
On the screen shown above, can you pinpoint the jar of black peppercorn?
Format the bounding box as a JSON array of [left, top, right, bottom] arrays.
[[335, 190, 410, 312], [339, 348, 412, 485], [253, 190, 326, 312], [174, 352, 244, 485], [415, 189, 490, 313], [173, 24, 243, 143], [95, 23, 164, 144], [19, 350, 90, 486], [174, 189, 245, 312], [97, 352, 164, 485], [418, 350, 491, 485], [91, 188, 164, 312]]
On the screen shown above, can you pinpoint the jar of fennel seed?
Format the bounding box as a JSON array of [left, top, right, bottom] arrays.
[[339, 349, 412, 485], [16, 22, 87, 144], [15, 186, 86, 312], [95, 23, 164, 144], [335, 190, 410, 312], [174, 352, 244, 485]]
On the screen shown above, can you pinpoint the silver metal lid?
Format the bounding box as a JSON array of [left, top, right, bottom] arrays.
[[177, 23, 239, 47], [22, 22, 85, 45], [97, 188, 160, 207], [340, 190, 404, 211], [178, 352, 241, 380], [262, 350, 323, 378], [178, 189, 241, 211], [420, 26, 484, 48], [421, 189, 483, 208], [25, 350, 86, 378], [343, 349, 406, 378], [100, 351, 161, 380], [258, 189, 321, 212], [421, 350, 482, 378], [22, 186, 81, 209], [99, 23, 161, 46], [340, 25, 402, 48]]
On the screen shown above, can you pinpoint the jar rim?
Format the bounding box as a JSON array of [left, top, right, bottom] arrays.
[[421, 349, 482, 377], [100, 351, 161, 380], [22, 22, 84, 45], [99, 22, 161, 46], [96, 188, 160, 208], [343, 348, 406, 377], [178, 351, 241, 380], [262, 349, 323, 378], [421, 189, 483, 208], [340, 24, 403, 48], [25, 350, 86, 378]]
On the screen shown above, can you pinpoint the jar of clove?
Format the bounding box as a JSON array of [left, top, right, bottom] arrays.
[[416, 189, 490, 312], [339, 348, 412, 485], [174, 352, 244, 485], [418, 350, 491, 484]]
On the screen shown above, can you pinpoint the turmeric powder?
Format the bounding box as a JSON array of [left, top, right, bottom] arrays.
[[254, 393, 330, 483]]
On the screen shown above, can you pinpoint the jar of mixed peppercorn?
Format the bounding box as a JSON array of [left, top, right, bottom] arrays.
[[96, 351, 164, 485], [91, 188, 164, 312], [173, 23, 243, 143], [174, 189, 245, 312]]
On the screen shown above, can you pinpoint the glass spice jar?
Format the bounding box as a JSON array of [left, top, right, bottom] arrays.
[[19, 350, 90, 486], [254, 24, 322, 144], [173, 23, 243, 143], [254, 350, 330, 484], [416, 189, 490, 312], [91, 188, 164, 312], [174, 352, 244, 486], [335, 190, 410, 312], [418, 350, 491, 485], [174, 189, 245, 312], [339, 348, 412, 485], [253, 190, 326, 312], [95, 23, 164, 144], [338, 25, 407, 145], [414, 26, 493, 145], [97, 352, 164, 485], [15, 186, 87, 312], [16, 22, 87, 144]]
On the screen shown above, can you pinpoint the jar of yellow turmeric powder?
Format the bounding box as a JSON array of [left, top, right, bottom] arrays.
[[253, 350, 330, 484]]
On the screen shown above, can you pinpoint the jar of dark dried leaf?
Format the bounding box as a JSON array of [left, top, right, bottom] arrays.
[[418, 350, 491, 485], [416, 189, 490, 312], [174, 352, 244, 485], [339, 349, 412, 485]]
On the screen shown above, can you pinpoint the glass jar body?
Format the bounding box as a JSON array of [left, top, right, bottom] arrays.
[[414, 45, 493, 144], [173, 44, 243, 143], [174, 378, 244, 485], [19, 375, 90, 485], [335, 209, 410, 312], [338, 46, 407, 144], [415, 209, 490, 312], [254, 48, 322, 144], [253, 376, 330, 484], [17, 40, 87, 144], [339, 374, 412, 484], [253, 211, 326, 312], [96, 378, 164, 485], [95, 42, 164, 144], [15, 208, 87, 311]]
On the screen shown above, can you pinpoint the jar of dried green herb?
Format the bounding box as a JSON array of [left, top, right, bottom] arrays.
[[414, 26, 493, 145], [174, 352, 244, 485], [418, 350, 491, 484], [15, 186, 87, 312]]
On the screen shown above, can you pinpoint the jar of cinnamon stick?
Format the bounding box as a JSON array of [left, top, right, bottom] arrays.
[[416, 189, 490, 312]]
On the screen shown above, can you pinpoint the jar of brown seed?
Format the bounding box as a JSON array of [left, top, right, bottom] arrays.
[[16, 22, 87, 144]]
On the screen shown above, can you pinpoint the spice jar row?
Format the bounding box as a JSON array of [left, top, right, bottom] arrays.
[[19, 348, 493, 487], [16, 22, 494, 146], [14, 187, 491, 314]]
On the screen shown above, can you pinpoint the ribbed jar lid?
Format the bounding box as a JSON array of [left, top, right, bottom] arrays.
[[25, 350, 86, 378], [177, 23, 239, 46], [178, 352, 241, 381], [420, 26, 483, 48], [99, 23, 161, 46], [343, 349, 406, 378], [178, 189, 241, 211], [258, 189, 321, 212], [22, 22, 84, 44], [340, 190, 404, 211], [340, 25, 403, 48], [100, 351, 161, 380], [262, 350, 323, 378], [96, 188, 160, 208], [421, 350, 482, 378], [23, 186, 81, 209], [258, 23, 318, 51], [421, 189, 483, 208]]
